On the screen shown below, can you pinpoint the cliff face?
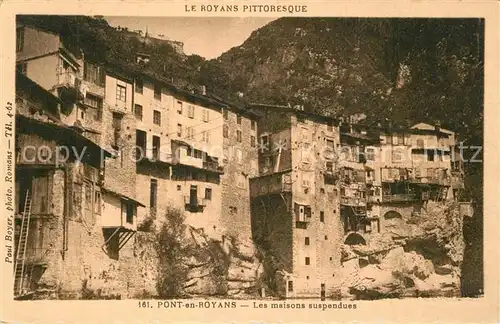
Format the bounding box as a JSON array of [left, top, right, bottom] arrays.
[[338, 201, 467, 299]]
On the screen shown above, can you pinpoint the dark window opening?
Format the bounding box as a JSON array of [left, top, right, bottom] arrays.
[[154, 84, 162, 100], [189, 185, 198, 206], [136, 130, 147, 160], [305, 257, 310, 265], [152, 136, 160, 160], [125, 202, 134, 224], [150, 179, 157, 212], [134, 104, 143, 120], [83, 62, 105, 87], [305, 237, 310, 245], [135, 78, 143, 94], [153, 110, 161, 126], [205, 188, 212, 200]]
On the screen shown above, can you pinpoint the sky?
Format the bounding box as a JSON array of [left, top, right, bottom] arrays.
[[104, 17, 276, 59]]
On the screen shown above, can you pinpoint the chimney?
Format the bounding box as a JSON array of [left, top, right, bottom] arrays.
[[201, 85, 207, 95], [435, 120, 441, 133]]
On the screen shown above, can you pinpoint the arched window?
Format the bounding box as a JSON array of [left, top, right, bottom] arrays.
[[344, 233, 367, 245], [383, 210, 403, 220]]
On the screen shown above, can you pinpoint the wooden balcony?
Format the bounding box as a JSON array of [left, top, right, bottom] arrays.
[[409, 176, 451, 186], [340, 196, 366, 207], [382, 194, 417, 203], [184, 196, 209, 210]]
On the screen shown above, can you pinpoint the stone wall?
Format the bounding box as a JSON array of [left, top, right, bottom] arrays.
[[338, 200, 467, 299], [221, 110, 258, 241]]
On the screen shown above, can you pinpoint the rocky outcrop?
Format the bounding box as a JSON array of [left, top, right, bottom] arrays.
[[158, 226, 264, 299], [338, 201, 467, 300]]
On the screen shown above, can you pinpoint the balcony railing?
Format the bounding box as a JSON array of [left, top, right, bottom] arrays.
[[410, 176, 451, 186], [324, 171, 339, 184], [340, 196, 366, 207], [202, 160, 224, 173], [183, 196, 209, 208], [382, 194, 417, 203]]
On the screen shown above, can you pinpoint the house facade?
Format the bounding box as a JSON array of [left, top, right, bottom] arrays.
[[249, 105, 342, 298]]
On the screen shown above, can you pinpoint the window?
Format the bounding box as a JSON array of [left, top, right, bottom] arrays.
[[325, 235, 328, 240], [301, 127, 310, 142], [154, 84, 161, 100], [186, 127, 194, 140], [223, 125, 229, 138], [288, 281, 294, 292], [188, 105, 195, 118], [84, 93, 102, 109], [302, 179, 311, 188], [366, 147, 375, 161], [150, 179, 158, 210], [153, 110, 161, 126], [16, 27, 24, 52], [84, 62, 105, 87], [205, 188, 212, 200], [237, 174, 246, 189], [116, 84, 126, 102], [112, 112, 122, 130], [80, 109, 85, 120], [202, 131, 210, 143], [193, 149, 203, 159], [237, 115, 242, 125], [152, 136, 160, 160], [134, 130, 146, 160], [125, 202, 134, 224], [326, 161, 334, 172], [260, 135, 269, 150], [392, 149, 403, 163], [135, 78, 143, 94], [177, 101, 183, 114], [392, 135, 399, 145], [305, 257, 310, 265], [177, 124, 182, 137], [202, 109, 209, 122], [16, 62, 27, 75], [398, 133, 405, 145], [250, 135, 256, 147], [427, 150, 435, 161], [305, 237, 310, 245], [320, 211, 324, 223], [134, 104, 143, 120], [236, 130, 242, 143], [251, 120, 256, 131], [326, 139, 335, 150], [223, 109, 228, 120], [235, 148, 243, 164]]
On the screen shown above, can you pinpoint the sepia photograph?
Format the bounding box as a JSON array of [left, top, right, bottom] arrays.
[[11, 14, 484, 302]]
